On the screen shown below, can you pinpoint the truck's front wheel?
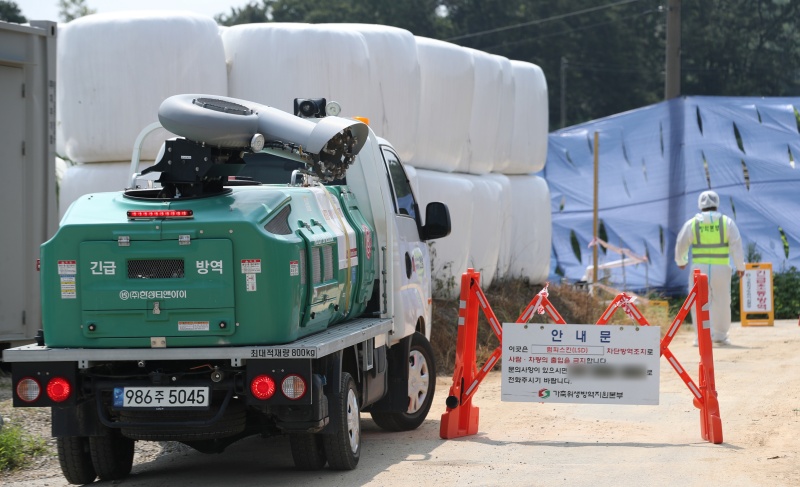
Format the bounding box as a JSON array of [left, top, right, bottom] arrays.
[[323, 372, 360, 470], [370, 332, 436, 431], [57, 436, 97, 485]]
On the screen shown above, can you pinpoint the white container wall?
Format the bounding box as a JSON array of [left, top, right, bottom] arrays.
[[57, 11, 227, 163]]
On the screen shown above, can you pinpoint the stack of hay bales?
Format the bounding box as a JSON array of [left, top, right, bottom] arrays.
[[56, 14, 551, 297]]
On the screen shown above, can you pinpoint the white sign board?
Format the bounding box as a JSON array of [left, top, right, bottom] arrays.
[[742, 267, 772, 313], [502, 324, 661, 405]]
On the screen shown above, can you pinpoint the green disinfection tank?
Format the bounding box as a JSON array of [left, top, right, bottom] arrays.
[[40, 181, 377, 348]]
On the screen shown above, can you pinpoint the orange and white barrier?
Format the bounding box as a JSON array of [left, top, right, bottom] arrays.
[[440, 268, 564, 439], [440, 268, 723, 444]]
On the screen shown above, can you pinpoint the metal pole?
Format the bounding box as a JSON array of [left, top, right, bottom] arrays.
[[560, 57, 567, 128], [593, 132, 599, 284], [664, 0, 681, 99]]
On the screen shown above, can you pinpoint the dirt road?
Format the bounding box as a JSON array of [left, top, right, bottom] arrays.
[[5, 319, 799, 486]]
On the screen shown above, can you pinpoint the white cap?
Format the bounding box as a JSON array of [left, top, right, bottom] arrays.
[[698, 190, 720, 210]]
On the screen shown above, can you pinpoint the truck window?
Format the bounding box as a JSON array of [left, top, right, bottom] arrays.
[[381, 146, 418, 221]]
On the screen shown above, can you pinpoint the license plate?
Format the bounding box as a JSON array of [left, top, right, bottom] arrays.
[[112, 386, 209, 408]]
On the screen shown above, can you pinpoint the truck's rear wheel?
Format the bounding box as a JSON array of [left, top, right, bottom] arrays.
[[370, 332, 436, 431], [290, 433, 327, 470], [57, 436, 97, 485], [323, 372, 360, 470], [89, 430, 135, 480]]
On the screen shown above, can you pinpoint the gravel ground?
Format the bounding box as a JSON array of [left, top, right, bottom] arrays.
[[3, 319, 799, 486]]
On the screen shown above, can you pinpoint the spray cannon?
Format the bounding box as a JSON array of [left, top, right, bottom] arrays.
[[141, 94, 368, 197]]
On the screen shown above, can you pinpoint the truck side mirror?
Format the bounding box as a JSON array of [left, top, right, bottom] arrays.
[[421, 202, 451, 241]]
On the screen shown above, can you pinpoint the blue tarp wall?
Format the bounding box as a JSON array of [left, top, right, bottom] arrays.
[[542, 96, 800, 294]]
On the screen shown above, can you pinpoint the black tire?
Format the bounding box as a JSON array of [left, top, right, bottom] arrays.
[[120, 401, 246, 441], [290, 433, 327, 470], [57, 436, 97, 485], [370, 332, 436, 432], [89, 430, 135, 481], [323, 372, 361, 470]]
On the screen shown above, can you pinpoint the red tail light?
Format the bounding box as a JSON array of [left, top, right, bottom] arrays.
[[46, 377, 72, 403], [250, 375, 276, 400], [16, 377, 41, 403], [281, 375, 307, 400], [127, 210, 194, 220]]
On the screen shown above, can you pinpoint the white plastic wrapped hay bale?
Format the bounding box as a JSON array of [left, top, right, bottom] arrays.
[[57, 11, 226, 163], [454, 173, 503, 287], [322, 24, 421, 163], [506, 175, 551, 283], [414, 169, 474, 298], [484, 173, 513, 281], [58, 161, 146, 219], [408, 37, 474, 173], [460, 50, 515, 175], [498, 61, 549, 175], [222, 23, 372, 118]]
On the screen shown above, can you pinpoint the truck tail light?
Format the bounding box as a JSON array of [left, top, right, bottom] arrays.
[[127, 210, 194, 220], [16, 377, 41, 403], [250, 375, 276, 400], [46, 377, 72, 403], [281, 375, 307, 400]]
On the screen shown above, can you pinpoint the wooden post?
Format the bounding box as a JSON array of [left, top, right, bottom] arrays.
[[592, 132, 599, 283]]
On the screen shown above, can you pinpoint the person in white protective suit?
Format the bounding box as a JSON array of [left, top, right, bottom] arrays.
[[674, 190, 745, 346]]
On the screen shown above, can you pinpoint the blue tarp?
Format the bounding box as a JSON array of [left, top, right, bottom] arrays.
[[542, 96, 800, 293]]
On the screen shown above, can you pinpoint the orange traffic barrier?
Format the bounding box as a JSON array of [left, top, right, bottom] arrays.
[[441, 268, 723, 444], [440, 269, 564, 439], [658, 270, 723, 443]]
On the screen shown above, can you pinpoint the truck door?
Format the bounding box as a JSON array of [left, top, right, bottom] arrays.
[[380, 146, 432, 341]]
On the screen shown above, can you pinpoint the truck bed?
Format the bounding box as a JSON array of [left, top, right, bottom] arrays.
[[2, 317, 392, 366]]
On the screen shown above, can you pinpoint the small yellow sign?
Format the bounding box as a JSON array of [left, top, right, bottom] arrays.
[[740, 262, 773, 327]]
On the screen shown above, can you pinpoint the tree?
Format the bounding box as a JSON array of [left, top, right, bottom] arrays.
[[58, 0, 96, 23], [217, 0, 450, 38], [211, 0, 800, 128], [681, 0, 800, 97], [216, 1, 271, 26], [0, 0, 27, 23]]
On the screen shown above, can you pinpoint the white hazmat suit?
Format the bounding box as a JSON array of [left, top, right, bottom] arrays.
[[674, 190, 745, 344]]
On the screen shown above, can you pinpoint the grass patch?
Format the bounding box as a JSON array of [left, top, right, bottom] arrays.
[[0, 421, 48, 471]]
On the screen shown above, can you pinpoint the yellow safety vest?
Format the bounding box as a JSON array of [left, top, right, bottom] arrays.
[[691, 213, 729, 265]]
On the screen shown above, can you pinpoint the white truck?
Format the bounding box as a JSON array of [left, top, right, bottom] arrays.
[[2, 94, 451, 484]]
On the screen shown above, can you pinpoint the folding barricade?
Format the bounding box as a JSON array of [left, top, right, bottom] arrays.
[[440, 268, 723, 444]]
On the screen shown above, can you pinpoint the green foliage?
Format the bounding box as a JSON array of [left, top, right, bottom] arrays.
[[0, 0, 26, 23], [58, 0, 95, 22], [216, 0, 271, 26], [0, 423, 47, 471], [215, 0, 800, 129]]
